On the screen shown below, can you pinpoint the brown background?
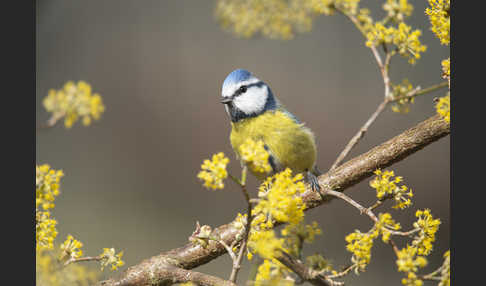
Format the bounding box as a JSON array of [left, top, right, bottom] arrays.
[[36, 1, 450, 285]]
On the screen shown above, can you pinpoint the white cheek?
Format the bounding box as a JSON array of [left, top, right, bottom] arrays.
[[233, 86, 268, 114]]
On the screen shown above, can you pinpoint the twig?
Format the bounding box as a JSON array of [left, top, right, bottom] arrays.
[[390, 81, 448, 103], [330, 99, 389, 171], [321, 264, 355, 278], [229, 166, 252, 283], [330, 81, 447, 171], [214, 238, 236, 262], [322, 189, 419, 237], [388, 239, 400, 257], [64, 255, 102, 266]]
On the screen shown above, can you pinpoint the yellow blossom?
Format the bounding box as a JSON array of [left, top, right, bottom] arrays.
[[366, 22, 426, 64], [383, 0, 413, 22], [43, 80, 105, 129], [436, 95, 450, 123], [356, 8, 374, 34], [346, 212, 401, 271], [215, 0, 315, 40], [100, 248, 125, 271], [255, 259, 294, 286], [60, 234, 84, 260], [412, 209, 441, 255], [253, 168, 307, 228], [197, 152, 229, 190], [370, 169, 413, 209], [239, 138, 272, 175], [390, 79, 415, 114], [377, 213, 401, 243], [248, 230, 285, 260], [36, 164, 64, 251], [309, 0, 360, 16], [425, 0, 450, 45], [36, 211, 58, 251], [439, 250, 450, 286], [36, 248, 99, 286], [396, 245, 427, 285], [345, 229, 377, 272], [36, 164, 64, 211], [442, 58, 450, 79], [247, 169, 307, 260]]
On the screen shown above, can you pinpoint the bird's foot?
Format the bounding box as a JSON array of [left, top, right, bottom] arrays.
[[306, 171, 321, 192]]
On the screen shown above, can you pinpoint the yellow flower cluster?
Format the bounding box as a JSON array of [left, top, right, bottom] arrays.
[[366, 22, 426, 64], [36, 211, 58, 251], [345, 212, 401, 272], [100, 248, 125, 271], [383, 0, 413, 23], [442, 58, 450, 79], [345, 229, 377, 272], [255, 259, 294, 286], [36, 164, 64, 211], [442, 58, 450, 88], [439, 250, 450, 286], [370, 169, 413, 209], [197, 152, 230, 190], [412, 209, 441, 255], [247, 168, 307, 281], [60, 234, 84, 260], [239, 138, 272, 175], [396, 245, 427, 286], [309, 0, 360, 16], [253, 169, 307, 228], [355, 8, 374, 33], [425, 0, 450, 45], [37, 249, 99, 286], [43, 80, 105, 128], [394, 210, 440, 285], [377, 213, 401, 243], [248, 230, 285, 260], [215, 0, 315, 40], [390, 79, 415, 114], [36, 164, 64, 251], [436, 95, 450, 123]]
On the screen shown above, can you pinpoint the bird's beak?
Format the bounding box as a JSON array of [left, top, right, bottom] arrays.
[[221, 97, 233, 104]]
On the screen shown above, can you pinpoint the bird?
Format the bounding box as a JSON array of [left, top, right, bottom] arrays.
[[220, 69, 321, 191]]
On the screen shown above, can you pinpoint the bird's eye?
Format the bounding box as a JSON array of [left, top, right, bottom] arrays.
[[239, 86, 247, 93]]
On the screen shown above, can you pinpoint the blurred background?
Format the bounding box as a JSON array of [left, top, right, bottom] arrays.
[[36, 0, 449, 285]]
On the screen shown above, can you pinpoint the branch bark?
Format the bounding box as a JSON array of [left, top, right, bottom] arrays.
[[96, 114, 449, 286]]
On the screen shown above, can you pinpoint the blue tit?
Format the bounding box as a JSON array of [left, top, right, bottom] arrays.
[[220, 69, 321, 191]]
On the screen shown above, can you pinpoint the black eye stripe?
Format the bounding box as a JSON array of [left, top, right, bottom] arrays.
[[232, 81, 264, 98]]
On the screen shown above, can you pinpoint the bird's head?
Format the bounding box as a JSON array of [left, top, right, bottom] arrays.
[[221, 69, 277, 122]]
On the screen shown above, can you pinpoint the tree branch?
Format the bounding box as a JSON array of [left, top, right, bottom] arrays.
[[96, 114, 449, 286]]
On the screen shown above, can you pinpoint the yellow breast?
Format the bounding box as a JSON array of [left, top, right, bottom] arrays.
[[230, 109, 317, 180]]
